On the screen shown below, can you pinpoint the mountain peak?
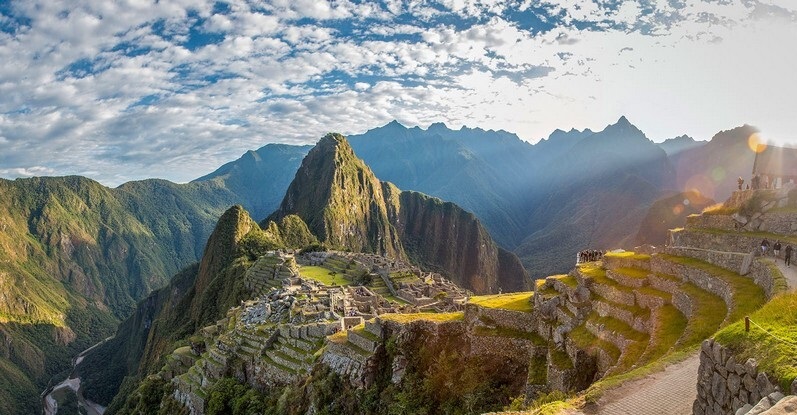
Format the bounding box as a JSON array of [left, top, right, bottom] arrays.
[[427, 121, 449, 131], [616, 115, 631, 126]]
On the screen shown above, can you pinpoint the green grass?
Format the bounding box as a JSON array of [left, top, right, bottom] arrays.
[[569, 325, 621, 362], [587, 312, 648, 342], [658, 254, 766, 323], [676, 282, 726, 347], [550, 274, 578, 288], [715, 292, 797, 391], [613, 267, 650, 280], [578, 263, 606, 278], [603, 251, 651, 261], [582, 265, 635, 294], [469, 292, 534, 312], [549, 348, 573, 370], [298, 265, 353, 286], [379, 312, 464, 323], [592, 294, 650, 320], [608, 334, 650, 375], [638, 305, 687, 363]]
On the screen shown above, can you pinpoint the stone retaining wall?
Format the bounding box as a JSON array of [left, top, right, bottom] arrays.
[[694, 338, 790, 415], [650, 256, 735, 310], [686, 214, 739, 232], [665, 246, 749, 275], [602, 256, 651, 271], [464, 304, 537, 333]]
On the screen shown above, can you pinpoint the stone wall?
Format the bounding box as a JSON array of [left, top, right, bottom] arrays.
[[694, 338, 790, 415], [602, 255, 651, 271], [650, 256, 735, 309], [686, 214, 739, 232], [670, 229, 760, 255], [665, 246, 750, 275], [464, 303, 537, 333]]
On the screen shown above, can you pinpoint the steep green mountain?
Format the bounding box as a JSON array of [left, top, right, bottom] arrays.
[[268, 133, 529, 293], [193, 144, 311, 221], [79, 205, 273, 410], [0, 176, 239, 414]]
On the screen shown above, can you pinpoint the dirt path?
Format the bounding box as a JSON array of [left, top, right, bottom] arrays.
[[572, 354, 700, 415]]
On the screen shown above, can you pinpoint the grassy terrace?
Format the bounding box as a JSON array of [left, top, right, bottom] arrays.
[[685, 226, 797, 247], [677, 282, 727, 346], [550, 274, 578, 288], [639, 304, 687, 363], [580, 264, 634, 294], [587, 312, 648, 343], [298, 265, 353, 286], [658, 254, 766, 322], [603, 251, 651, 261], [592, 293, 650, 320], [474, 325, 547, 345], [569, 324, 621, 362], [715, 292, 797, 391], [468, 292, 534, 312], [379, 312, 464, 324], [613, 267, 650, 280]]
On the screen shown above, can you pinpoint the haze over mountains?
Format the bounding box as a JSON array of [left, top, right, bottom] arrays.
[[0, 116, 761, 413]]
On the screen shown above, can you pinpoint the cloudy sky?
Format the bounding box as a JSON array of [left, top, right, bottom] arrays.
[[0, 0, 795, 185]]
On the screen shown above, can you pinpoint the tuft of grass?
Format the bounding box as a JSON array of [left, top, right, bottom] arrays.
[[298, 265, 353, 286], [379, 312, 464, 324], [762, 259, 788, 295], [469, 292, 534, 313], [715, 291, 797, 391], [549, 348, 573, 370]]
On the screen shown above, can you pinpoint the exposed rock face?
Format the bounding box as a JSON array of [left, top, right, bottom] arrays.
[[268, 133, 405, 259], [269, 133, 529, 293]]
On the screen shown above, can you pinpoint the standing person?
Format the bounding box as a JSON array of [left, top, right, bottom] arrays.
[[738, 176, 744, 190], [774, 240, 782, 258], [761, 239, 770, 256], [786, 245, 793, 267]]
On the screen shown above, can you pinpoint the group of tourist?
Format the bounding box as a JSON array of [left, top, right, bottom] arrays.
[[577, 250, 605, 264], [760, 239, 793, 266]]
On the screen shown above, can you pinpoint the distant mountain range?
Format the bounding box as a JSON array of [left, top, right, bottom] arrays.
[[0, 117, 760, 413]]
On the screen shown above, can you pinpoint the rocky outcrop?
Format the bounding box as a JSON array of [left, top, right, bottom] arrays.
[[268, 133, 529, 293]]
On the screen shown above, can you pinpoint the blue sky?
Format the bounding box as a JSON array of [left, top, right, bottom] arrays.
[[0, 0, 795, 185]]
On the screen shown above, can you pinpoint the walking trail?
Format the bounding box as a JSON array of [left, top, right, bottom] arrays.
[[570, 254, 797, 415]]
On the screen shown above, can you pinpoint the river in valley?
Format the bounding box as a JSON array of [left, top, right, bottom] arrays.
[[41, 337, 112, 415]]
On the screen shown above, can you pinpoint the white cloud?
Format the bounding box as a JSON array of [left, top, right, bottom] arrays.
[[0, 0, 795, 185]]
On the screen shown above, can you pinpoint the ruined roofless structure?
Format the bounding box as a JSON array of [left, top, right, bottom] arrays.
[[752, 144, 797, 188]]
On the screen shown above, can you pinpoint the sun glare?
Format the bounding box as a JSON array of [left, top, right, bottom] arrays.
[[748, 133, 767, 153]]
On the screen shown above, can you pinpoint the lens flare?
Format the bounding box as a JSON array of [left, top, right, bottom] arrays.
[[685, 175, 714, 200], [673, 204, 684, 215], [748, 133, 766, 153]]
